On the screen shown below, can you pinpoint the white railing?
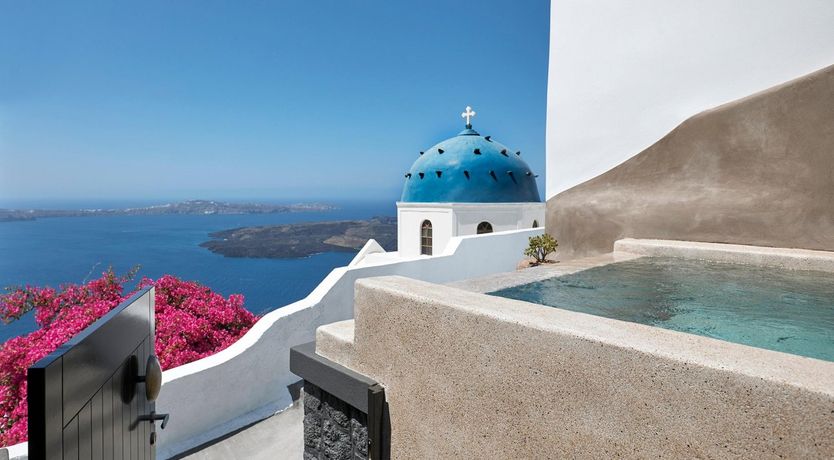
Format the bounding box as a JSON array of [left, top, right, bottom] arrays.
[[155, 227, 541, 458]]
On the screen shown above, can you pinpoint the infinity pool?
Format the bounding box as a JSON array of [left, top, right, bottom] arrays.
[[490, 257, 834, 362]]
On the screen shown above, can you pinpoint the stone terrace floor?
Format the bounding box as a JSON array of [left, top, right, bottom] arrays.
[[177, 399, 303, 460], [447, 252, 640, 293]]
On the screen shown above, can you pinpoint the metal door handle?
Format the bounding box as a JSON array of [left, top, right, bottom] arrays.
[[139, 411, 169, 430]]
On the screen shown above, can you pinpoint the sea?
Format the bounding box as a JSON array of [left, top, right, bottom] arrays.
[[0, 199, 395, 343]]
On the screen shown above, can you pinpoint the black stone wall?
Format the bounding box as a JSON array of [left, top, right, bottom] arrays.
[[303, 381, 369, 460]]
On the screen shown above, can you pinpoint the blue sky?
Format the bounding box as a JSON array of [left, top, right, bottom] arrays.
[[0, 1, 550, 206]]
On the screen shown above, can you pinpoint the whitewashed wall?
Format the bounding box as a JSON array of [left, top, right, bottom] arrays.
[[546, 0, 834, 199], [397, 205, 453, 257], [453, 203, 543, 235], [155, 227, 542, 458], [397, 202, 544, 257]]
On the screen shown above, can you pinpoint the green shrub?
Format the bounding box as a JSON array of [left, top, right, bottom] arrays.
[[524, 234, 558, 264]]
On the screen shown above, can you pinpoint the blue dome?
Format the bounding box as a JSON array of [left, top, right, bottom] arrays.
[[401, 127, 541, 203]]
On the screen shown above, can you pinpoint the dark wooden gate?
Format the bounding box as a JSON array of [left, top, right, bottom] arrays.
[[27, 287, 161, 460]]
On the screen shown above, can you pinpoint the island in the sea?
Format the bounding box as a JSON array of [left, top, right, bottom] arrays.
[[0, 200, 335, 222], [200, 216, 397, 259]]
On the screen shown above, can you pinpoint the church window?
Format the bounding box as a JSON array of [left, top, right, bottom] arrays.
[[532, 220, 539, 228], [420, 220, 433, 255], [477, 221, 493, 234]]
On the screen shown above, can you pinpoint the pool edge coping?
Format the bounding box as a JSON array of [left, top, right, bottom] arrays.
[[615, 238, 834, 273], [450, 239, 834, 294]]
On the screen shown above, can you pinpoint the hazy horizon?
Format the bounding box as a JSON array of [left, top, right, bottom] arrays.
[[0, 1, 550, 203], [0, 194, 400, 210]]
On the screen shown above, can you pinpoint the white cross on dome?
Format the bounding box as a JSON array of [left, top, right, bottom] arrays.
[[461, 106, 476, 127]]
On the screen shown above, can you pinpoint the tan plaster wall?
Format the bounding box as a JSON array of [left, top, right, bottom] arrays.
[[328, 276, 834, 459], [547, 64, 834, 259]]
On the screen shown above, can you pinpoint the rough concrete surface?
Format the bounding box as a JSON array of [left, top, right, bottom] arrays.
[[547, 64, 834, 259], [319, 276, 834, 459], [315, 320, 356, 370]]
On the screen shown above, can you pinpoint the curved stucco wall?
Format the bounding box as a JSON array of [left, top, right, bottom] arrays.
[[546, 0, 834, 198], [548, 62, 834, 258], [154, 227, 541, 458]]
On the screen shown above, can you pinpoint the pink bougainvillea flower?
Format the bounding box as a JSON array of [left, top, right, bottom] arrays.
[[0, 270, 257, 446]]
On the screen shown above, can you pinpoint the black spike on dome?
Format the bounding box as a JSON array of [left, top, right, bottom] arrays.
[[473, 148, 481, 155], [437, 148, 444, 154], [463, 170, 470, 179], [419, 151, 424, 155], [489, 170, 497, 180], [405, 173, 412, 178], [436, 171, 442, 178], [418, 172, 425, 179], [525, 171, 532, 176], [500, 149, 508, 156], [485, 136, 492, 142], [516, 151, 521, 156]]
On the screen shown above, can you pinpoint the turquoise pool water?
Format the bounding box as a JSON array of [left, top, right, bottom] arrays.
[[490, 257, 834, 362]]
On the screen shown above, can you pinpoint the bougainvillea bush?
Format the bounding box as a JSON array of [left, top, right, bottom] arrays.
[[0, 270, 258, 446]]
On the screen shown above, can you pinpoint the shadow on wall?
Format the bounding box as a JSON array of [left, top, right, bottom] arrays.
[[547, 64, 834, 259]]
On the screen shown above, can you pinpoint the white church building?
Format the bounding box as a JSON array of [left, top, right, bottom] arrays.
[[396, 107, 544, 258]]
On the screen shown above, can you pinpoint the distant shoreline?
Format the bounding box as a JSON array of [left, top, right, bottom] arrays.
[[0, 199, 336, 222], [200, 216, 397, 259]]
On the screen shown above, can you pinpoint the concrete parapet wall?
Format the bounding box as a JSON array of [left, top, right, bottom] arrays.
[[153, 228, 541, 458], [321, 276, 834, 458], [615, 239, 834, 273]]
